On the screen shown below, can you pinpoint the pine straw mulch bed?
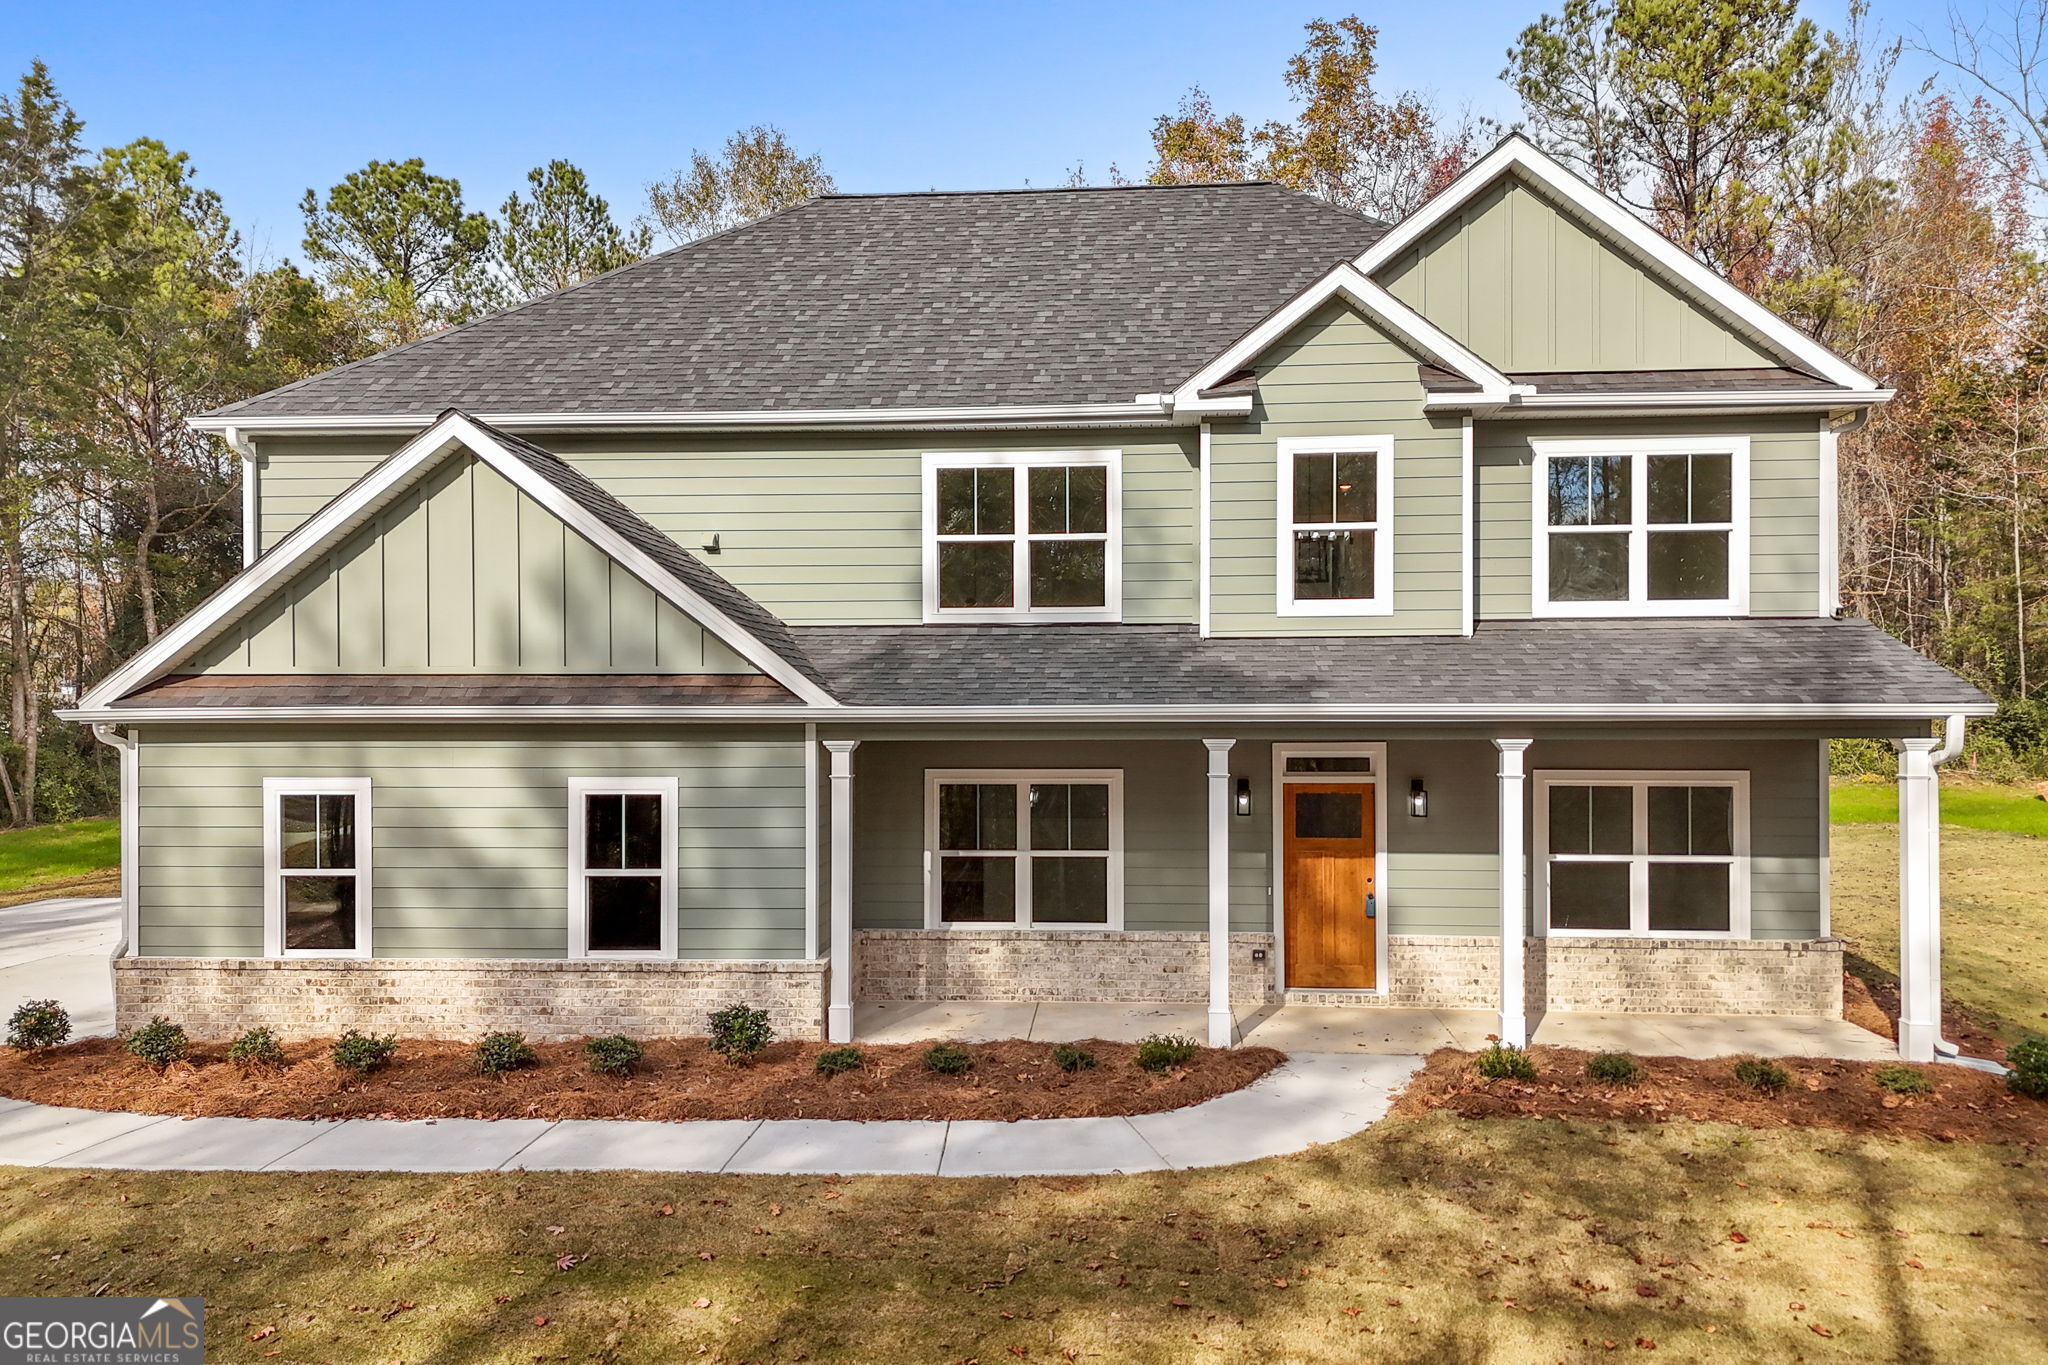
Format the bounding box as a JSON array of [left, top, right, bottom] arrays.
[[1391, 1045, 2045, 1145], [0, 1036, 1283, 1123]]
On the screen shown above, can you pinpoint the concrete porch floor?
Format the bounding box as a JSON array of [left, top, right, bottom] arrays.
[[851, 1001, 1902, 1061]]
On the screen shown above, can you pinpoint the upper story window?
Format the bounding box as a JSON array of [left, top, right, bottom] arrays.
[[1276, 435, 1394, 617], [263, 777, 372, 958], [922, 452, 1121, 623], [1531, 436, 1749, 617]]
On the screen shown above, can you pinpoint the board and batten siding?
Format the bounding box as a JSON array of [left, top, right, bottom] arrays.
[[1207, 301, 1468, 637], [1376, 175, 1777, 372], [251, 428, 1198, 628], [133, 727, 809, 960], [202, 453, 757, 674], [1476, 415, 1824, 619]]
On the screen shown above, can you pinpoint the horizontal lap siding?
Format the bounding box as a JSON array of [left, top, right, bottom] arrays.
[[134, 727, 808, 960], [1376, 176, 1776, 371], [1209, 301, 1467, 636], [1476, 415, 1823, 621]]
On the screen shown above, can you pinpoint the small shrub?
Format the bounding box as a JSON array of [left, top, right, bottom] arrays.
[[1135, 1033, 1200, 1073], [1872, 1063, 1933, 1096], [124, 1016, 189, 1069], [2008, 1036, 2048, 1100], [1051, 1043, 1097, 1073], [1474, 1038, 1537, 1082], [473, 1031, 537, 1076], [330, 1029, 399, 1075], [706, 1005, 774, 1064], [923, 1042, 974, 1075], [584, 1035, 644, 1077], [1586, 1051, 1642, 1087], [6, 999, 70, 1051], [1733, 1058, 1790, 1094], [226, 1027, 287, 1068], [815, 1045, 864, 1077]]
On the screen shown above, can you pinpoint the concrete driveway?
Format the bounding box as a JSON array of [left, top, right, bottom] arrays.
[[0, 896, 119, 1038]]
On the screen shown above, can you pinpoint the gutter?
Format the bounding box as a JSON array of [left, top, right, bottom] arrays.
[[87, 725, 138, 967]]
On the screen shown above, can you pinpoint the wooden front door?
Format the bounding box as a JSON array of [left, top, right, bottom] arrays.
[[1283, 782, 1376, 989]]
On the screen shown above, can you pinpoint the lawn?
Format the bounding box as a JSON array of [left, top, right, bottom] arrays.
[[0, 1113, 2040, 1362], [1831, 776, 2048, 836], [0, 817, 118, 908]]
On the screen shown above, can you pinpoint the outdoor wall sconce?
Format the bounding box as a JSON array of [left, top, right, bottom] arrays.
[[1409, 778, 1429, 818], [1235, 777, 1252, 817]]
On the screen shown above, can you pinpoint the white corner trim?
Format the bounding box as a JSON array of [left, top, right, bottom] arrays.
[[261, 776, 373, 960], [1171, 262, 1522, 411], [1357, 137, 1883, 395], [1527, 433, 1750, 619], [1460, 417, 1475, 637], [803, 721, 820, 962], [1274, 434, 1396, 618], [918, 449, 1123, 624], [85, 410, 837, 709], [1819, 417, 1841, 616], [566, 775, 680, 960], [1198, 423, 1213, 639]]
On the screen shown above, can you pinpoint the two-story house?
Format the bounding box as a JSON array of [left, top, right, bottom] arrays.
[[66, 137, 1990, 1062]]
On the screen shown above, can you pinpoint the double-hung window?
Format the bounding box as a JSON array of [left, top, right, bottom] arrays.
[[263, 777, 371, 958], [925, 771, 1123, 928], [923, 452, 1120, 621], [1536, 771, 1749, 938], [1277, 435, 1394, 615], [568, 777, 677, 958], [1532, 436, 1748, 616]]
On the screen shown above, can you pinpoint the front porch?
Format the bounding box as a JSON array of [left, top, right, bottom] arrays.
[[853, 1000, 1901, 1061]]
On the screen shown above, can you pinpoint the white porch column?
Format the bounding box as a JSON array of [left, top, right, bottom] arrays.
[[1493, 739, 1534, 1047], [1204, 739, 1237, 1048], [1893, 737, 1941, 1062], [824, 739, 859, 1044]]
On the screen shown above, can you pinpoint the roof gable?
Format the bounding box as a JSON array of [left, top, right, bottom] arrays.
[[81, 412, 835, 709]]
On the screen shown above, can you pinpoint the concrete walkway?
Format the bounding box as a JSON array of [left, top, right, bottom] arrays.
[[0, 1052, 1420, 1177], [0, 896, 118, 1038]]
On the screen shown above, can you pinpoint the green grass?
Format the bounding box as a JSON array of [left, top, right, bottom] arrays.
[[1831, 777, 2048, 836], [0, 1114, 2041, 1362], [0, 818, 118, 897]]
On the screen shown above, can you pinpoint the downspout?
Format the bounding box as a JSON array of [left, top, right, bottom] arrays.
[[225, 425, 260, 567], [1925, 714, 1999, 1071], [89, 724, 138, 969]]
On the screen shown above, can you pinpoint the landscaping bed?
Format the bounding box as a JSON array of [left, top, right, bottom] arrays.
[[1393, 1045, 2045, 1145], [0, 1036, 1283, 1123]]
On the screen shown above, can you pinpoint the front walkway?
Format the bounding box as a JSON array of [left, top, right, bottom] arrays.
[[0, 1052, 1419, 1177], [854, 1001, 1901, 1061]]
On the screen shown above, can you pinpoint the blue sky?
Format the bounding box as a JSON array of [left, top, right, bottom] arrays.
[[11, 0, 1951, 265]]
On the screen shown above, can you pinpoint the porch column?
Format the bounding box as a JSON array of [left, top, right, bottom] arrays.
[[825, 740, 859, 1044], [1493, 739, 1534, 1047], [1204, 738, 1236, 1048], [1893, 737, 1941, 1062]]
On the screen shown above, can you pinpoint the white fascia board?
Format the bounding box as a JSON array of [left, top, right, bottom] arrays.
[[188, 400, 1178, 438], [83, 411, 837, 710], [1421, 388, 1896, 413], [65, 699, 1998, 725], [1170, 262, 1522, 409], [1357, 137, 1884, 395]]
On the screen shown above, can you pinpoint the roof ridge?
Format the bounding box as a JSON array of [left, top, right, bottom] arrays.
[[817, 181, 1280, 199]]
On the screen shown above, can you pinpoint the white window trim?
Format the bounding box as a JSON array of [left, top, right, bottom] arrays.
[[1275, 434, 1397, 617], [920, 450, 1123, 624], [567, 776, 679, 960], [1533, 769, 1751, 940], [262, 776, 373, 959], [1269, 743, 1389, 995], [922, 769, 1125, 930], [1528, 435, 1750, 618]]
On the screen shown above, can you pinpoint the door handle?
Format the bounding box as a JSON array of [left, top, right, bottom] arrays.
[[1366, 893, 1376, 920]]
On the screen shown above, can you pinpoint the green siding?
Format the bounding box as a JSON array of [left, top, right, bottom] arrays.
[[134, 727, 808, 959], [1477, 415, 1822, 619], [205, 453, 755, 674], [256, 429, 1199, 628], [1208, 301, 1469, 637], [1376, 176, 1778, 372]]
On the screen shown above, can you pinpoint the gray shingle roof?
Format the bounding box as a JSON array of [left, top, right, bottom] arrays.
[[211, 184, 1386, 419], [787, 618, 1990, 712]]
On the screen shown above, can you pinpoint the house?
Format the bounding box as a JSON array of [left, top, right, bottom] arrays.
[[64, 137, 1990, 1063]]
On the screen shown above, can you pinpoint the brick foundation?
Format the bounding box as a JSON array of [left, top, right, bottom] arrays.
[[114, 956, 828, 1041], [854, 930, 1278, 1004]]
